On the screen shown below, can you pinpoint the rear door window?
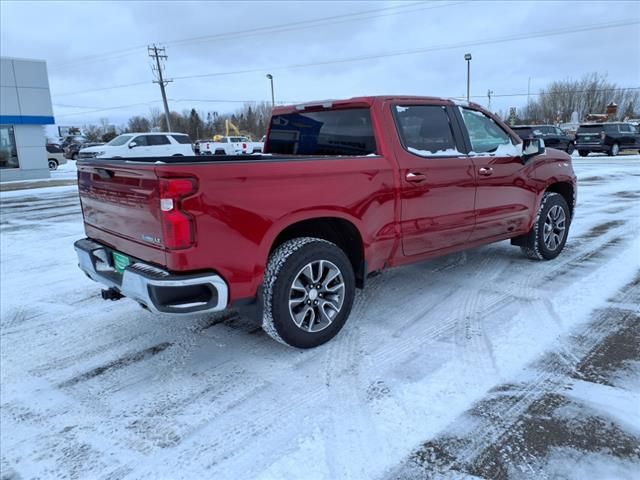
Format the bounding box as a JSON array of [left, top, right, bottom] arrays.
[[268, 108, 376, 155], [393, 105, 460, 157], [146, 135, 171, 146]]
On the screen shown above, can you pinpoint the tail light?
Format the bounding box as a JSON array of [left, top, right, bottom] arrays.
[[159, 177, 197, 249], [242, 143, 247, 151]]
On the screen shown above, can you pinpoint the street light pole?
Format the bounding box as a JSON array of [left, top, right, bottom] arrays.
[[464, 53, 472, 102], [266, 74, 275, 107]]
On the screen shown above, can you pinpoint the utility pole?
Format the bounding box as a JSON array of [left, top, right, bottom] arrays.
[[148, 44, 172, 131], [487, 89, 494, 111]]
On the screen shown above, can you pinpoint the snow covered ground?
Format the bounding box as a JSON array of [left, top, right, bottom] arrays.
[[1, 155, 639, 479]]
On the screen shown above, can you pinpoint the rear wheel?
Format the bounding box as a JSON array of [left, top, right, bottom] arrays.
[[578, 150, 589, 157], [608, 143, 620, 156], [521, 192, 570, 260], [262, 237, 355, 348], [72, 153, 78, 160], [48, 159, 58, 170], [566, 142, 575, 154]]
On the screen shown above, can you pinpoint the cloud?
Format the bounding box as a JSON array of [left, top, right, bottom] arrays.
[[2, 0, 638, 126]]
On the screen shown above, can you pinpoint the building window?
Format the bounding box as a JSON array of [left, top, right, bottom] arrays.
[[0, 126, 19, 169]]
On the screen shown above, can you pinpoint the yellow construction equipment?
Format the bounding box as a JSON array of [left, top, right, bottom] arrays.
[[225, 120, 240, 137]]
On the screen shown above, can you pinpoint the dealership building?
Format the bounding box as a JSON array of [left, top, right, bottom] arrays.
[[1, 56, 55, 182]]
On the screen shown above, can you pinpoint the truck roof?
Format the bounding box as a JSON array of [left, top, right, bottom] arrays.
[[273, 95, 483, 115]]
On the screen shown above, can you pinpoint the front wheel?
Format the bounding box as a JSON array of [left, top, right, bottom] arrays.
[[608, 143, 620, 156], [48, 159, 58, 170], [566, 142, 575, 155], [578, 150, 589, 157], [262, 237, 355, 348], [520, 192, 570, 260]]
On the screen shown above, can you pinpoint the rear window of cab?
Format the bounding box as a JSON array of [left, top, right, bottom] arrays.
[[268, 108, 376, 156]]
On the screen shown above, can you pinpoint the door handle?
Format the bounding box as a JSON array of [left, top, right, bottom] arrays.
[[478, 167, 493, 176], [406, 172, 427, 182]]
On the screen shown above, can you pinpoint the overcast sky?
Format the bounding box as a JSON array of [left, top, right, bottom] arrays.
[[2, 0, 639, 131]]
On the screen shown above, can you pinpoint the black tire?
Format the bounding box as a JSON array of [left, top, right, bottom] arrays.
[[72, 153, 78, 160], [521, 192, 570, 260], [578, 150, 589, 157], [262, 237, 355, 348], [48, 159, 58, 170], [566, 142, 575, 155], [608, 143, 620, 156]]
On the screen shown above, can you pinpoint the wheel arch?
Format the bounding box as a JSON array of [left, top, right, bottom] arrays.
[[545, 181, 575, 219], [266, 216, 367, 288]]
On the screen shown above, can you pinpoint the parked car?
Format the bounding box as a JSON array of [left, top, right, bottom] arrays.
[[78, 133, 194, 159], [46, 144, 67, 170], [61, 135, 86, 151], [64, 142, 104, 160], [575, 122, 640, 156], [198, 136, 246, 155], [511, 125, 575, 154], [194, 139, 212, 155], [74, 95, 576, 349]]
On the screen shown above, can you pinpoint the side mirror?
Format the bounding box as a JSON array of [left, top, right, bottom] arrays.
[[522, 137, 545, 161], [128, 141, 137, 149]]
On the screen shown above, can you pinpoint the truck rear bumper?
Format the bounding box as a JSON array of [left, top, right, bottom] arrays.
[[74, 238, 229, 315]]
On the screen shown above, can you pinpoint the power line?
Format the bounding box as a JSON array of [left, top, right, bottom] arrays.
[[54, 86, 640, 118], [55, 18, 638, 98], [172, 20, 640, 81], [48, 1, 446, 70], [55, 100, 162, 117], [470, 87, 640, 100], [56, 81, 151, 97]]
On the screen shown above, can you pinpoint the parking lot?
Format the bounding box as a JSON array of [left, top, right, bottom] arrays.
[[1, 155, 639, 479]]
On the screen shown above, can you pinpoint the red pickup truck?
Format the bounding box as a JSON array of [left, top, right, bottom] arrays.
[[74, 96, 576, 348]]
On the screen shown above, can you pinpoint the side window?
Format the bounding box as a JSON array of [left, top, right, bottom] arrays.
[[459, 108, 515, 155], [171, 135, 192, 144], [147, 135, 171, 146], [46, 145, 62, 153], [132, 135, 148, 147], [394, 105, 459, 157], [555, 127, 565, 136]]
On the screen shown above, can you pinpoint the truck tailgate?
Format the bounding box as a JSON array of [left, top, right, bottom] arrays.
[[78, 161, 165, 264]]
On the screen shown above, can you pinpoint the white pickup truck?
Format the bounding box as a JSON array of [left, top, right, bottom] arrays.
[[198, 136, 264, 155]]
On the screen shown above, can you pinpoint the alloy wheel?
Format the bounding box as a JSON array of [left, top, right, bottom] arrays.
[[543, 205, 566, 251], [288, 260, 345, 333]]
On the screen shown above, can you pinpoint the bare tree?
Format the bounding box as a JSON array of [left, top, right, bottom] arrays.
[[127, 116, 151, 133], [518, 72, 640, 124], [82, 124, 102, 142]]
